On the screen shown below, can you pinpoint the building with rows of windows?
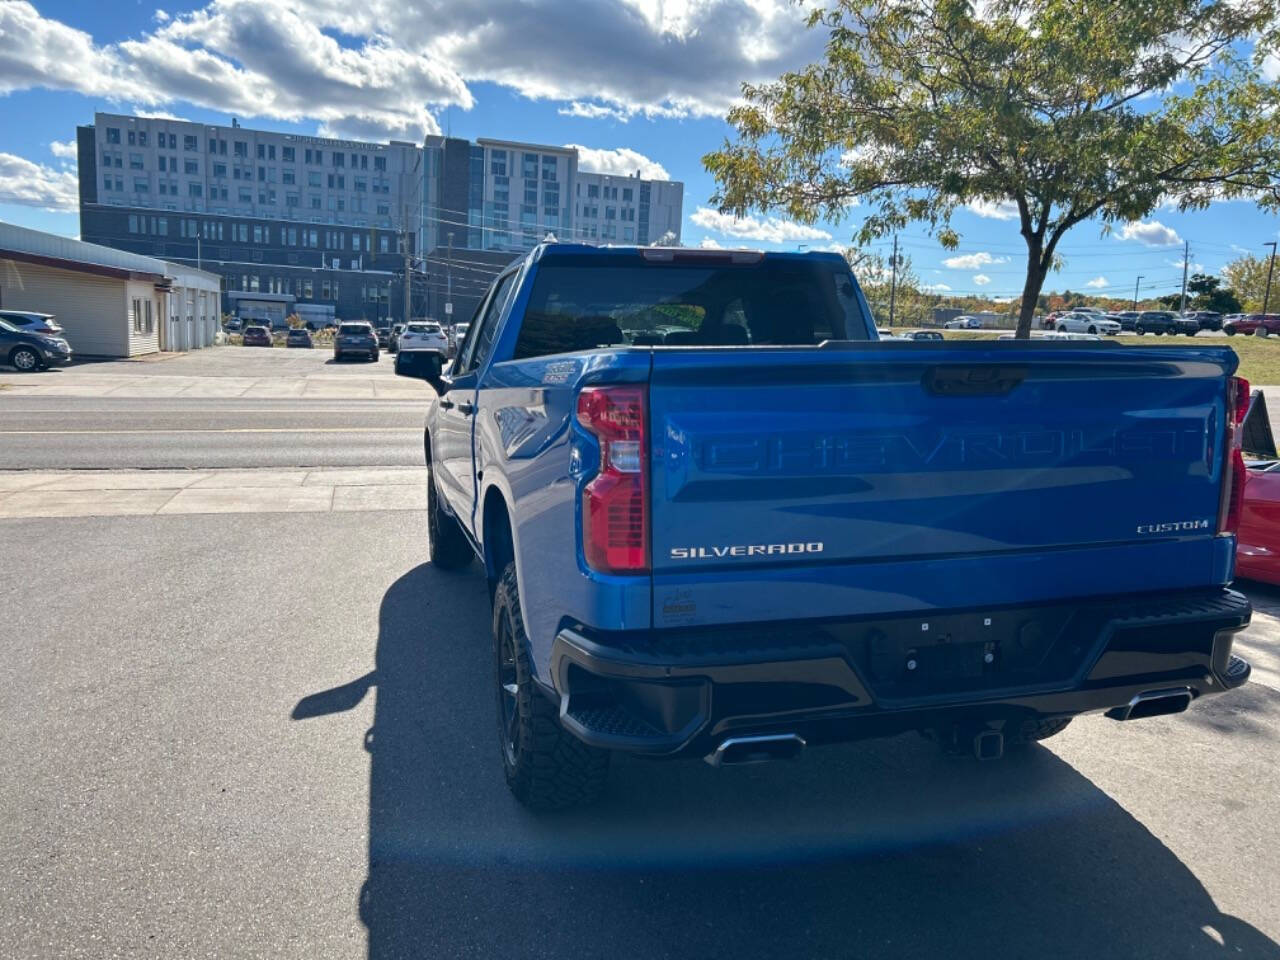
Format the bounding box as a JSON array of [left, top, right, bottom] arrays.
[[77, 113, 684, 326]]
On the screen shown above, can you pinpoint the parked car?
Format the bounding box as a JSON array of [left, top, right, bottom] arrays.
[[0, 316, 72, 371], [1133, 311, 1180, 335], [1055, 313, 1121, 335], [395, 241, 1253, 810], [374, 326, 391, 348], [334, 322, 379, 362], [285, 328, 313, 349], [1224, 314, 1280, 337], [0, 310, 64, 337], [398, 321, 449, 354], [902, 330, 944, 341], [1112, 311, 1142, 331], [241, 325, 272, 347], [943, 315, 983, 329], [1183, 311, 1224, 331], [1173, 314, 1202, 336], [389, 323, 406, 353], [448, 322, 471, 357], [223, 318, 243, 333]]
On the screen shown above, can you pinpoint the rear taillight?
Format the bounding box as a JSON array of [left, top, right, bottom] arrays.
[[576, 385, 649, 573], [1218, 375, 1249, 535]]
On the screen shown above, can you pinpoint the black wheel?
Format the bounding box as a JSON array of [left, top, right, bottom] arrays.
[[1134, 324, 1145, 335], [1225, 326, 1237, 336], [370, 350, 380, 361], [1007, 717, 1072, 747], [426, 457, 474, 570], [9, 346, 41, 372], [493, 562, 609, 810], [1087, 326, 1097, 335]]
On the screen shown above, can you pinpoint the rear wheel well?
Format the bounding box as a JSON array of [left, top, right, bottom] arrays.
[[483, 489, 514, 602]]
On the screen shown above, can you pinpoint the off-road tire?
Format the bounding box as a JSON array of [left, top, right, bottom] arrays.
[[1006, 716, 1073, 747], [426, 458, 473, 569], [493, 562, 609, 810]]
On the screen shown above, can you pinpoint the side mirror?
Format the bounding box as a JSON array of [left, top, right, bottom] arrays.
[[395, 349, 448, 394]]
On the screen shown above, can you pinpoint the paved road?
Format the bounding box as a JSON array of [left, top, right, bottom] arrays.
[[0, 397, 424, 469], [2, 511, 1278, 959]]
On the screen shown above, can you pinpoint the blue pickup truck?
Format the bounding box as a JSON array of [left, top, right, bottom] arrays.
[[395, 243, 1254, 810]]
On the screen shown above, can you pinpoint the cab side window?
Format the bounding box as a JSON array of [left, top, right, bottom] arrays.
[[460, 271, 517, 374]]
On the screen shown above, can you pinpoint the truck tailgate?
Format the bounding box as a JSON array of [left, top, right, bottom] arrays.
[[648, 341, 1238, 627]]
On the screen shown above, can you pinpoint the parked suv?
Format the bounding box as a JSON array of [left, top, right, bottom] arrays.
[[1133, 311, 1179, 335], [0, 316, 72, 371], [397, 321, 449, 354], [285, 328, 313, 348], [1183, 311, 1224, 331], [241, 325, 272, 347], [0, 310, 63, 336], [1224, 314, 1280, 337], [334, 322, 379, 362]]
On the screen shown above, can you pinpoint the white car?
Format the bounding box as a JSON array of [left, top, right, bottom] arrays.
[[1055, 313, 1120, 335], [398, 321, 448, 354], [449, 322, 471, 357], [943, 315, 983, 329]]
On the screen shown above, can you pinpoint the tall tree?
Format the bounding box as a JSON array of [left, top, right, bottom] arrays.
[[1222, 254, 1277, 312], [704, 0, 1280, 337]]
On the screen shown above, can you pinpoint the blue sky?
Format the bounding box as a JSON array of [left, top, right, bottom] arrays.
[[2, 0, 1278, 303]]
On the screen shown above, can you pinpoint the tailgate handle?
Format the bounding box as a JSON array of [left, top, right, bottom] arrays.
[[924, 365, 1027, 397]]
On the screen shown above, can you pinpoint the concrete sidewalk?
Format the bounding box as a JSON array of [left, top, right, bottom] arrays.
[[0, 467, 426, 517]]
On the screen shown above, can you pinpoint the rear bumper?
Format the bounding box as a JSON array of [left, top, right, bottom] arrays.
[[548, 588, 1252, 758]]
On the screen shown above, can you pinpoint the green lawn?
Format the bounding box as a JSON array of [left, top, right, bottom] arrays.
[[932, 330, 1280, 385]]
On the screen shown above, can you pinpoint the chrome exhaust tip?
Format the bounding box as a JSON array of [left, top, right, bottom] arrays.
[[705, 733, 806, 767], [1106, 687, 1193, 722]]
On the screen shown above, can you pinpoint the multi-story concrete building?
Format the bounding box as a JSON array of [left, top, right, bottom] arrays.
[[77, 112, 421, 324], [78, 113, 685, 326], [419, 136, 683, 321]]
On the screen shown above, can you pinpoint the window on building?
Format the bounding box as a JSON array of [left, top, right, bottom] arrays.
[[234, 141, 247, 157], [282, 146, 295, 162], [283, 170, 295, 185], [129, 153, 143, 169], [138, 131, 148, 147], [157, 218, 168, 236], [354, 177, 366, 192], [286, 193, 298, 208], [145, 299, 153, 333], [189, 183, 203, 197], [127, 130, 136, 146], [238, 188, 251, 203], [256, 143, 265, 160], [103, 177, 113, 192], [623, 226, 634, 242], [360, 154, 367, 170], [258, 166, 266, 182], [252, 225, 263, 243], [258, 191, 267, 204], [524, 182, 538, 205], [132, 298, 142, 332], [134, 178, 149, 192], [268, 144, 276, 161], [128, 215, 138, 233], [490, 151, 507, 177], [106, 127, 120, 144], [542, 156, 557, 181], [351, 234, 361, 252], [587, 184, 599, 199], [184, 135, 198, 151], [309, 229, 318, 247], [303, 279, 313, 298], [158, 156, 167, 172], [374, 156, 386, 172], [376, 202, 389, 216], [213, 162, 226, 178], [310, 196, 321, 209], [379, 235, 389, 253], [522, 152, 537, 178], [184, 159, 198, 174], [307, 171, 321, 188], [336, 197, 345, 211], [333, 152, 345, 168]]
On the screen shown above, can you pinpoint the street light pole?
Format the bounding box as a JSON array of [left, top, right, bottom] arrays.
[[446, 231, 454, 325], [1133, 275, 1144, 313], [1264, 242, 1277, 317]]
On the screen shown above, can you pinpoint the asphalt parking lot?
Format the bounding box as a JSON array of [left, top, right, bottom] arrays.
[[2, 344, 1279, 959]]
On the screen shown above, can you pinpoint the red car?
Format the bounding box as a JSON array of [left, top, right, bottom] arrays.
[[1236, 389, 1280, 583], [1223, 314, 1280, 337]]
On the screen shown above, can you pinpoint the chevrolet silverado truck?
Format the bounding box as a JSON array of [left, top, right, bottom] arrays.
[[395, 243, 1254, 810]]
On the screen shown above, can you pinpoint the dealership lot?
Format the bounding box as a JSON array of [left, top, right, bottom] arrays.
[[2, 345, 1279, 959]]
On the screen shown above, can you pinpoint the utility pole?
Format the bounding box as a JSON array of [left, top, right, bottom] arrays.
[[446, 231, 454, 325], [1179, 241, 1189, 314], [1265, 241, 1277, 317], [888, 234, 899, 326], [402, 204, 411, 326], [197, 234, 201, 271], [1133, 275, 1144, 312]]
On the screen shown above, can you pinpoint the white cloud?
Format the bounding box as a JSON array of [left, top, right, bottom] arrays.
[[942, 251, 1008, 269], [48, 140, 77, 159], [132, 106, 190, 122], [0, 153, 80, 211], [1118, 219, 1181, 246], [972, 274, 992, 286], [697, 236, 723, 249], [558, 102, 629, 123], [689, 206, 832, 244], [965, 199, 1019, 221], [567, 144, 669, 181], [1085, 276, 1108, 288], [0, 0, 823, 139], [923, 282, 952, 292]]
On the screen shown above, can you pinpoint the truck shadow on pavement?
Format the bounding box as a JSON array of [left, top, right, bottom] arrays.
[[295, 564, 1280, 960]]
